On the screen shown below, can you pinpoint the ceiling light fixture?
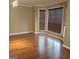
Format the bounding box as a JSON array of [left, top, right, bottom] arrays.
[[12, 0, 18, 7]]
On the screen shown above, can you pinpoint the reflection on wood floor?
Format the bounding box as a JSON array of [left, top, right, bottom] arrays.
[[9, 33, 70, 59]]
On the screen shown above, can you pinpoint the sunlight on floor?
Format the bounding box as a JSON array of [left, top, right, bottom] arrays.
[[10, 39, 33, 50]]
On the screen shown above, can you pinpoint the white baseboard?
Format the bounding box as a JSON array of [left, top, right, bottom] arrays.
[[34, 31, 46, 34], [9, 31, 34, 36], [34, 31, 63, 40], [34, 32, 39, 33], [63, 45, 70, 50], [45, 32, 63, 41]]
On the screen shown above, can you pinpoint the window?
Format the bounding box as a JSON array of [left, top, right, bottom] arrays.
[[39, 10, 46, 30], [48, 7, 63, 33], [38, 7, 64, 35]]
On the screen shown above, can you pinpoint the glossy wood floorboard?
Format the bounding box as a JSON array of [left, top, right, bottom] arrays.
[[9, 33, 70, 59]]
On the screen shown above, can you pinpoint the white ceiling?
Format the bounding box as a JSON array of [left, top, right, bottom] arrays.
[[10, 0, 67, 6]]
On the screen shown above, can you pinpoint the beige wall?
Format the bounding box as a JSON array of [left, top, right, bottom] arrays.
[[64, 1, 70, 47], [9, 5, 35, 34]]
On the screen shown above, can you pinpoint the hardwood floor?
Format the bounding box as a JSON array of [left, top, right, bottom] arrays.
[[9, 33, 70, 59]]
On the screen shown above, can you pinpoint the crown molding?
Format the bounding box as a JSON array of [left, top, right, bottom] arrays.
[[18, 3, 32, 7]]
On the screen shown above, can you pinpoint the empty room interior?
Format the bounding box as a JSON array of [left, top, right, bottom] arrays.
[[9, 0, 70, 59]]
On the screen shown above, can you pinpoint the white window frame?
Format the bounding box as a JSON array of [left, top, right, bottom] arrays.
[[47, 6, 65, 36], [37, 8, 47, 31], [37, 6, 65, 36]]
